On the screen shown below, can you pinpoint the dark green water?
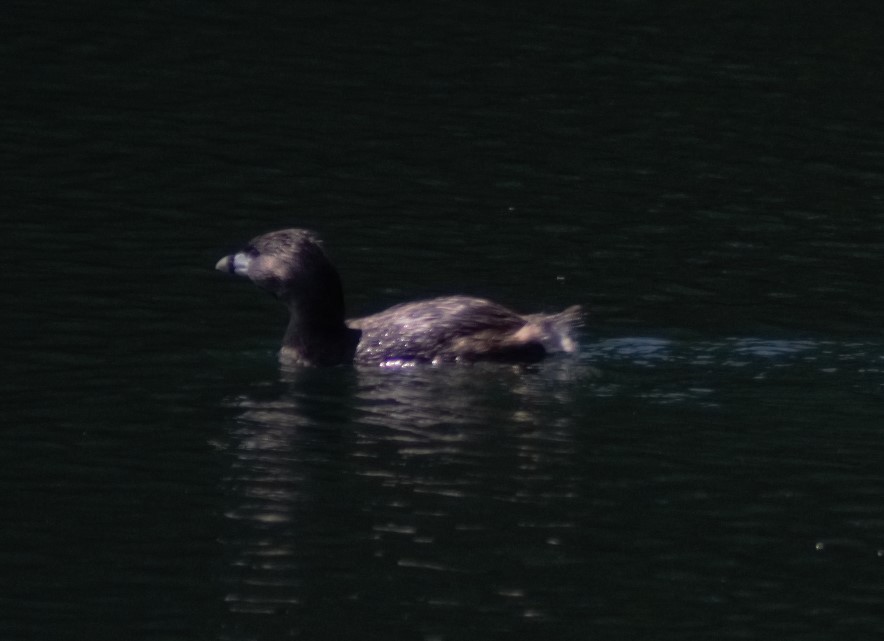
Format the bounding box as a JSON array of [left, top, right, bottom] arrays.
[[4, 2, 884, 639]]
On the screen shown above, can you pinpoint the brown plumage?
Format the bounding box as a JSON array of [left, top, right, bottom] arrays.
[[216, 229, 582, 367]]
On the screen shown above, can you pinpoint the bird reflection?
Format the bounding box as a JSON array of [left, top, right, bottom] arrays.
[[217, 360, 587, 631]]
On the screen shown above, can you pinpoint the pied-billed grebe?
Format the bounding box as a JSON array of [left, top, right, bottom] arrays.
[[215, 229, 582, 366]]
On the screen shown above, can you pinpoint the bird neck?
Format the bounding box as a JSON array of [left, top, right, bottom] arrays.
[[280, 302, 357, 366]]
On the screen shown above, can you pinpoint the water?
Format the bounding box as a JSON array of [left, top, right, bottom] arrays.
[[4, 1, 884, 639]]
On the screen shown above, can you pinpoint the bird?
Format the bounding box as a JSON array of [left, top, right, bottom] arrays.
[[216, 228, 582, 367]]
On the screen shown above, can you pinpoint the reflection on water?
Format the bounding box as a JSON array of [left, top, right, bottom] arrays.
[[218, 360, 589, 635], [215, 336, 884, 639]]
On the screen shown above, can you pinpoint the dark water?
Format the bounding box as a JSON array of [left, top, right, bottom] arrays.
[[4, 2, 884, 639]]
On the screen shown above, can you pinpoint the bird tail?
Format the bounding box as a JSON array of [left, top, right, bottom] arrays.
[[527, 305, 584, 354]]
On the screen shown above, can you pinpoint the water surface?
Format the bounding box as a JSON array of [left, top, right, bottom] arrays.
[[4, 1, 884, 640]]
